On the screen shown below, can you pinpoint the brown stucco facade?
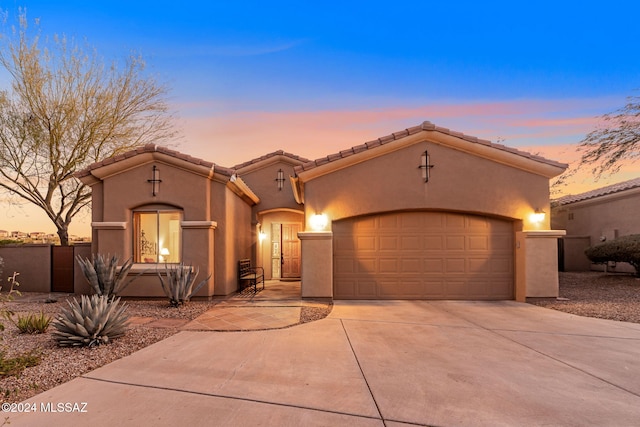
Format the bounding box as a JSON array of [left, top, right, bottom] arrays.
[[77, 121, 566, 300], [552, 178, 640, 274]]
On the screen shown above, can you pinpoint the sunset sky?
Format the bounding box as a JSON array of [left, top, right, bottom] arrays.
[[1, 1, 640, 235]]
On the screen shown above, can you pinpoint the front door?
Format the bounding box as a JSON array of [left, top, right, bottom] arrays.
[[282, 223, 301, 278]]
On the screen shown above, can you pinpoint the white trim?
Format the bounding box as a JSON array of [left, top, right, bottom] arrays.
[[180, 221, 218, 229], [92, 222, 127, 230]]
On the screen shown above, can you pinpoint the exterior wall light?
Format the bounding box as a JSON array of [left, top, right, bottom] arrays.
[[418, 150, 434, 182], [309, 213, 328, 231], [259, 230, 267, 242], [530, 209, 546, 223], [275, 169, 285, 190], [147, 165, 162, 196]]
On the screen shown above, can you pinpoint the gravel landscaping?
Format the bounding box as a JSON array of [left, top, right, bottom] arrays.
[[531, 272, 640, 323], [0, 271, 637, 405]]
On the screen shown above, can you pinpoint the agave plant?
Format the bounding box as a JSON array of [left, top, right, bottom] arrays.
[[158, 263, 210, 307], [76, 254, 137, 298], [51, 294, 129, 347]]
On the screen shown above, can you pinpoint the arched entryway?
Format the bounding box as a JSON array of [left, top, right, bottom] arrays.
[[257, 209, 304, 280]]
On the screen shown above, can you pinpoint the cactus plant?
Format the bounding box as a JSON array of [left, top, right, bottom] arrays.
[[76, 254, 137, 298], [51, 294, 129, 347], [158, 262, 210, 307]]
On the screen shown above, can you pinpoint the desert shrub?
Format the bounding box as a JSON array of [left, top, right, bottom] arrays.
[[76, 254, 138, 298], [12, 312, 51, 334], [0, 272, 20, 332], [0, 350, 40, 377], [158, 263, 210, 307], [51, 294, 129, 347], [585, 234, 640, 277]]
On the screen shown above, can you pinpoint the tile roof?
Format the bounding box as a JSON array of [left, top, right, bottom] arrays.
[[555, 177, 640, 205], [294, 121, 567, 174], [75, 143, 234, 179], [232, 150, 311, 170]]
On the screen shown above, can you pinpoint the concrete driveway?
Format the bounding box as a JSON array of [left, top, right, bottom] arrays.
[[8, 301, 640, 426]]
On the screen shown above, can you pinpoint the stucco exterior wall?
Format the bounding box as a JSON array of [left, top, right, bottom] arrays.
[[303, 141, 550, 229], [214, 186, 253, 295], [553, 189, 640, 273], [237, 157, 301, 216], [0, 245, 51, 293], [85, 157, 254, 297]]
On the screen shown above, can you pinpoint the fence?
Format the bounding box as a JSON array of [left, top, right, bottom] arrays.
[[0, 243, 91, 294]]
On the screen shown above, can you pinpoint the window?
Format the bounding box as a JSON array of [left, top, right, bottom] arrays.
[[134, 211, 182, 263]]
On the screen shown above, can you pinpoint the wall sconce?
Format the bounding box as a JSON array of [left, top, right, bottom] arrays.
[[275, 169, 285, 191], [309, 213, 328, 231], [147, 165, 162, 196], [530, 209, 546, 223], [418, 150, 434, 182], [259, 230, 267, 242]]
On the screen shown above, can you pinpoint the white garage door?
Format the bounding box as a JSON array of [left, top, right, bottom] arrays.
[[333, 211, 514, 300]]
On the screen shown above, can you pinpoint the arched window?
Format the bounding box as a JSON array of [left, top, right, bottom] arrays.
[[133, 208, 182, 263]]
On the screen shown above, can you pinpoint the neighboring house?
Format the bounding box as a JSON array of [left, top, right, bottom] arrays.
[[552, 177, 640, 273], [76, 121, 567, 301]]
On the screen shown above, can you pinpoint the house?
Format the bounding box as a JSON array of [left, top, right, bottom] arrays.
[[76, 121, 567, 301], [552, 177, 640, 273]]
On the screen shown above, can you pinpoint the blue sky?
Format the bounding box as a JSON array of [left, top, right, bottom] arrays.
[[1, 1, 640, 234]]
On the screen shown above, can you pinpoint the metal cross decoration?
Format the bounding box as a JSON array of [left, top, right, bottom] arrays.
[[418, 150, 435, 182], [147, 165, 162, 196]]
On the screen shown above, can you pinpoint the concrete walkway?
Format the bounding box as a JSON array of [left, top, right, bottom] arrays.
[[8, 300, 640, 426]]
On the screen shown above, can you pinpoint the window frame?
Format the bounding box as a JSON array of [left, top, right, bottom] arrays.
[[133, 208, 183, 264]]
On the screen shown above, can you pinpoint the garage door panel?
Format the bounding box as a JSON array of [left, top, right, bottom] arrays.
[[401, 258, 422, 273], [357, 258, 377, 273], [334, 211, 514, 300], [335, 258, 356, 274], [446, 236, 466, 250], [445, 258, 466, 273], [491, 258, 513, 273], [469, 235, 489, 250], [424, 236, 444, 250], [357, 281, 377, 297], [423, 258, 444, 273], [379, 236, 398, 251], [379, 258, 398, 273], [356, 236, 376, 251], [446, 214, 465, 228], [469, 258, 490, 273], [400, 235, 421, 250]]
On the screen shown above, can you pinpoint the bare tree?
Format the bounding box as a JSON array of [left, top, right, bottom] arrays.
[[578, 95, 640, 177], [0, 11, 176, 245]]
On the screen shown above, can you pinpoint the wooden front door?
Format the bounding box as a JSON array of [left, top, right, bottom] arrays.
[[281, 223, 301, 278]]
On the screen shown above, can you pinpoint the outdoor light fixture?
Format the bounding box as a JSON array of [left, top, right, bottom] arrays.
[[275, 169, 285, 190], [309, 213, 328, 231], [147, 165, 162, 196], [418, 150, 435, 182], [530, 209, 546, 223]]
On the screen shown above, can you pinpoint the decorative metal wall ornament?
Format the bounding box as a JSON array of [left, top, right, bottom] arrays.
[[275, 168, 285, 190], [140, 230, 157, 256], [418, 150, 435, 182], [147, 165, 162, 196]]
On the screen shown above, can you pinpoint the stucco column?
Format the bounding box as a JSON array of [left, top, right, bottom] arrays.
[[298, 231, 333, 298], [515, 230, 566, 301], [181, 221, 217, 297]]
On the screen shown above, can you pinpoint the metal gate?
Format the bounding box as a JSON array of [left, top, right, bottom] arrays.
[[51, 246, 74, 293]]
